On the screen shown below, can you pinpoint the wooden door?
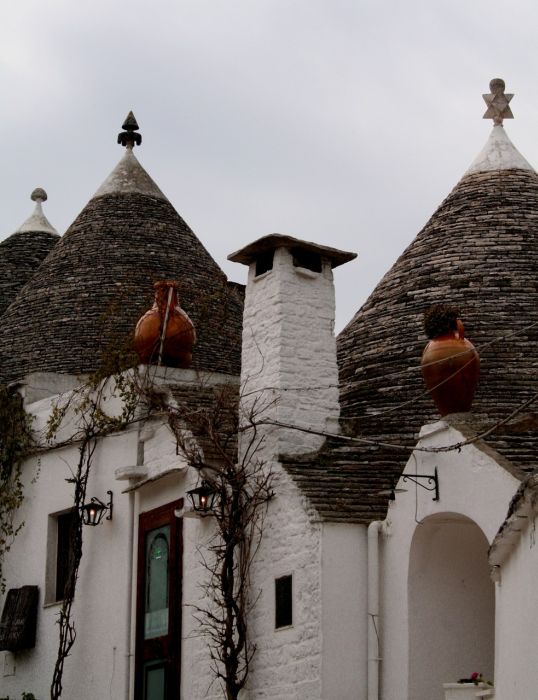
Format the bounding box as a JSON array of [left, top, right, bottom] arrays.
[[135, 500, 183, 700]]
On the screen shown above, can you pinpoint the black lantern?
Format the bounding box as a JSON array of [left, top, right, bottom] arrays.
[[81, 491, 113, 526], [187, 481, 217, 514]]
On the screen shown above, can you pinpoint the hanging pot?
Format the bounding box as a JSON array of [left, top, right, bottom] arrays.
[[133, 281, 196, 368], [421, 318, 480, 416]]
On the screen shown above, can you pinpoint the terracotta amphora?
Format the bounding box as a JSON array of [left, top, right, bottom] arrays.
[[421, 319, 480, 416], [134, 281, 196, 368]]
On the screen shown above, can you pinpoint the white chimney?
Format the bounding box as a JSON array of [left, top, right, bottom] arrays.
[[228, 234, 356, 459]]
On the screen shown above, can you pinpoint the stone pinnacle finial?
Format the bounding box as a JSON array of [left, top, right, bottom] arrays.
[[31, 187, 47, 203], [117, 111, 142, 149], [16, 187, 58, 235], [483, 78, 514, 126]]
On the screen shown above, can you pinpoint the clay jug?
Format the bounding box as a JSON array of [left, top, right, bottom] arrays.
[[134, 281, 196, 368], [421, 319, 480, 416]]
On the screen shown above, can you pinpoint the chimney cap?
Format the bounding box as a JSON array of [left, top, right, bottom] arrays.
[[228, 234, 357, 269]]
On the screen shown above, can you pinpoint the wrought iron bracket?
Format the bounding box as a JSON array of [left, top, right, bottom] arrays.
[[402, 467, 440, 501]]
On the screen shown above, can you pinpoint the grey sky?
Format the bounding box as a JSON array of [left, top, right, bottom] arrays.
[[1, 0, 537, 331]]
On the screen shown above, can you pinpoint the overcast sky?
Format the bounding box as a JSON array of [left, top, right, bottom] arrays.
[[1, 0, 537, 331]]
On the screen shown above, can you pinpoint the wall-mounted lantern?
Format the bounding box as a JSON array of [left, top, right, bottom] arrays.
[[186, 481, 217, 515], [81, 490, 113, 526], [378, 475, 409, 501]]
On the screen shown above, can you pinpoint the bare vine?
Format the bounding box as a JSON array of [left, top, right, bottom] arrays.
[[47, 363, 142, 700], [151, 384, 274, 700], [50, 434, 97, 700]]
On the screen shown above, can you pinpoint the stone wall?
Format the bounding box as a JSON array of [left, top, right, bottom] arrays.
[[241, 245, 340, 457], [246, 465, 324, 699]]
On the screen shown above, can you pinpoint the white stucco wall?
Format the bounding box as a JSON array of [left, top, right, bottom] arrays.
[[245, 466, 324, 700], [240, 246, 340, 456], [0, 426, 139, 700], [408, 514, 494, 700], [380, 419, 521, 700], [0, 370, 239, 700], [491, 486, 538, 699], [236, 239, 361, 699], [321, 522, 368, 700]]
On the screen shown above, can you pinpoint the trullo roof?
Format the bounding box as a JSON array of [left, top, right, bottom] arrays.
[[0, 120, 243, 382], [0, 189, 59, 317], [285, 85, 538, 523]]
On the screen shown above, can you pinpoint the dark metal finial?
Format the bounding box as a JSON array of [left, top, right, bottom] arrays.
[[118, 111, 142, 148], [483, 78, 514, 126]]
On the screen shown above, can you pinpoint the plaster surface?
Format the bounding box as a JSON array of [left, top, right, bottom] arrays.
[[321, 522, 367, 699], [0, 370, 238, 700], [380, 421, 520, 700], [465, 125, 534, 175], [246, 465, 324, 699], [492, 490, 538, 699], [93, 148, 168, 201], [16, 199, 58, 235], [240, 245, 340, 457]]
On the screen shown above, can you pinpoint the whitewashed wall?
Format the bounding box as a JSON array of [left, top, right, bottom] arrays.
[[0, 370, 238, 700], [321, 522, 368, 700], [380, 418, 521, 700], [240, 246, 340, 456], [407, 514, 494, 699], [236, 238, 365, 699], [490, 481, 538, 699], [0, 416, 139, 700], [245, 465, 323, 700]]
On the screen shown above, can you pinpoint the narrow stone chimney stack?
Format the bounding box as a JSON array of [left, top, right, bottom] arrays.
[[228, 234, 356, 458]]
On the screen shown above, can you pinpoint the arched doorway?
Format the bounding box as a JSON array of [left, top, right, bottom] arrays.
[[408, 513, 494, 700]]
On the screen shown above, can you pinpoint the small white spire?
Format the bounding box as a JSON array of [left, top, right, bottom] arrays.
[[93, 148, 168, 201], [16, 188, 58, 235], [465, 79, 535, 175], [465, 125, 534, 175]]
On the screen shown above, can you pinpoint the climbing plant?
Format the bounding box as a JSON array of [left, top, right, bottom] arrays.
[[0, 385, 35, 594], [46, 361, 142, 700], [150, 383, 275, 700]]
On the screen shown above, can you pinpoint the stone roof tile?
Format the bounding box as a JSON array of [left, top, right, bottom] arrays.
[[302, 157, 538, 522], [0, 191, 60, 316], [0, 157, 243, 381]]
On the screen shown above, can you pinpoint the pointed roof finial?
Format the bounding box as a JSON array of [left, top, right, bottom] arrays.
[[483, 78, 514, 126], [117, 111, 142, 149], [16, 187, 58, 235], [31, 187, 47, 203]]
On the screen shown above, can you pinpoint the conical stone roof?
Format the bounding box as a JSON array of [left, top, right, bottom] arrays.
[[292, 115, 538, 523], [0, 130, 243, 382], [337, 121, 538, 472], [0, 189, 59, 317]]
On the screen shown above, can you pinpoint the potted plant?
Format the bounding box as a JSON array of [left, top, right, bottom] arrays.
[[443, 672, 494, 699]]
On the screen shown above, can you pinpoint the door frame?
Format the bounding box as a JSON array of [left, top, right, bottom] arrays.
[[135, 499, 183, 700]]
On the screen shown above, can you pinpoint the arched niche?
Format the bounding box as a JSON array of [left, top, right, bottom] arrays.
[[408, 512, 494, 700]]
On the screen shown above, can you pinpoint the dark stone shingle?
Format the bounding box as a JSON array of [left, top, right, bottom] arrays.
[[0, 191, 243, 381]]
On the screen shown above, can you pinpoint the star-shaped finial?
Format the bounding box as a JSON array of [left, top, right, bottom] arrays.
[[483, 78, 513, 126]]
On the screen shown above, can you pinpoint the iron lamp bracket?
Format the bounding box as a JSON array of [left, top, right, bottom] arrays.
[[402, 467, 440, 501]]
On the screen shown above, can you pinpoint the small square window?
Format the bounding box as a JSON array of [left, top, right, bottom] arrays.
[[275, 574, 293, 629]]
